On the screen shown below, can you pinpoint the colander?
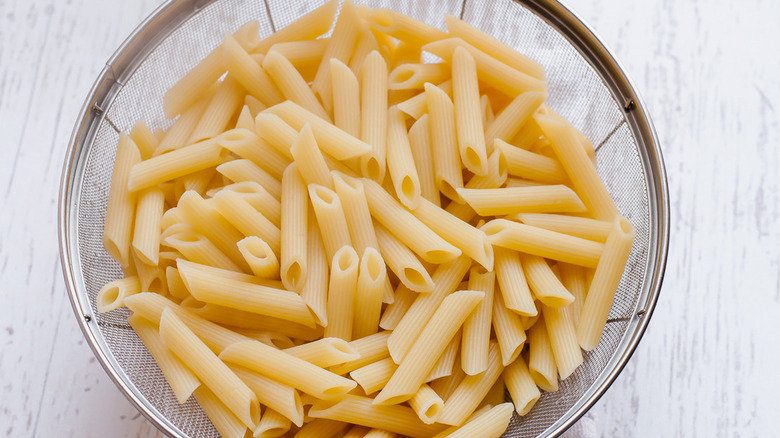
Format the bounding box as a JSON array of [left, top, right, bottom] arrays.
[[58, 0, 669, 436]]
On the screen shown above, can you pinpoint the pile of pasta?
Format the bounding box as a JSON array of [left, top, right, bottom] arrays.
[[97, 1, 636, 437]]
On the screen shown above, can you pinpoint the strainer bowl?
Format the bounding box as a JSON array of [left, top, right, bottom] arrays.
[[58, 0, 669, 436]]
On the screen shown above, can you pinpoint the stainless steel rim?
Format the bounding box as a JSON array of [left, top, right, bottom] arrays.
[[58, 0, 669, 437]]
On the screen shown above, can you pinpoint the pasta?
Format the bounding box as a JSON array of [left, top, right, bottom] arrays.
[[97, 5, 638, 435]]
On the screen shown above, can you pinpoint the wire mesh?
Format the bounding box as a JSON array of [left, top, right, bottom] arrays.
[[68, 0, 659, 436]]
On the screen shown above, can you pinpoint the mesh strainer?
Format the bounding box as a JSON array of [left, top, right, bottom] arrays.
[[58, 0, 669, 436]]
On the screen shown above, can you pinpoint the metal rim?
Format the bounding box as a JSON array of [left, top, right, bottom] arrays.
[[57, 0, 669, 437]]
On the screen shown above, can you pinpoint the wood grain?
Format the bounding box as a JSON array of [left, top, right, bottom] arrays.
[[1, 0, 779, 437]]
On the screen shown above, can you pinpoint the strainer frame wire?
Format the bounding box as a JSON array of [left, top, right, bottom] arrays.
[[57, 0, 669, 437]]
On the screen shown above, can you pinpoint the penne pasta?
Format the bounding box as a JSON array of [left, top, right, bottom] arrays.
[[213, 189, 281, 256], [252, 0, 338, 55], [409, 384, 444, 424], [263, 50, 330, 121], [426, 329, 461, 382], [192, 386, 247, 438], [362, 178, 461, 264], [458, 186, 586, 216], [96, 276, 141, 313], [365, 9, 448, 46], [312, 0, 361, 113], [216, 128, 290, 181], [280, 164, 308, 291], [217, 159, 282, 199], [331, 171, 377, 255], [230, 365, 304, 427], [542, 303, 582, 380], [389, 63, 449, 90], [461, 267, 495, 375], [353, 247, 387, 339], [398, 80, 452, 120], [558, 262, 588, 328], [254, 112, 296, 160], [425, 82, 463, 202], [407, 114, 439, 206], [254, 408, 291, 437], [379, 284, 416, 331], [301, 209, 329, 326], [164, 229, 243, 272], [324, 246, 360, 341], [350, 357, 397, 394], [330, 58, 361, 138], [576, 216, 635, 350], [129, 120, 158, 160], [503, 356, 540, 415], [289, 123, 333, 189], [374, 223, 434, 293], [330, 331, 392, 376], [376, 291, 484, 405], [219, 340, 357, 399], [128, 139, 226, 192], [492, 291, 527, 366], [159, 308, 260, 428], [104, 134, 141, 267], [386, 105, 421, 208], [219, 181, 281, 228], [482, 219, 604, 268], [520, 253, 574, 307], [237, 236, 279, 279], [495, 138, 568, 184], [359, 51, 389, 181], [527, 316, 559, 392], [223, 33, 283, 108], [509, 213, 612, 243], [309, 184, 352, 262], [452, 47, 487, 176], [283, 337, 360, 368], [188, 75, 245, 144]]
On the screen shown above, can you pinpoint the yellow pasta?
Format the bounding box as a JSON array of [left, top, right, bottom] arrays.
[[520, 253, 574, 307], [229, 365, 304, 427], [458, 185, 585, 216], [216, 128, 290, 181], [503, 356, 540, 415], [407, 114, 439, 206], [324, 246, 360, 341], [527, 317, 559, 392], [425, 82, 463, 202], [374, 222, 433, 293], [359, 51, 389, 181], [389, 63, 449, 90], [104, 134, 141, 268], [164, 229, 242, 272], [96, 276, 141, 313], [131, 188, 164, 266], [213, 189, 281, 256], [542, 303, 582, 379], [178, 259, 314, 327], [409, 384, 444, 424], [365, 9, 448, 46], [386, 105, 421, 208], [128, 140, 225, 192], [312, 0, 361, 113], [492, 291, 527, 366], [263, 50, 330, 121], [266, 101, 371, 160], [217, 159, 282, 199], [283, 337, 359, 368], [220, 339, 357, 399], [159, 308, 260, 428], [558, 262, 588, 328], [268, 38, 329, 69], [398, 80, 452, 120], [192, 386, 247, 438], [289, 123, 333, 189], [379, 284, 416, 331], [254, 408, 291, 437], [280, 164, 308, 291], [237, 236, 279, 279], [461, 267, 495, 375], [187, 75, 245, 144], [535, 111, 619, 221], [482, 219, 604, 268], [309, 184, 352, 262], [577, 216, 635, 350], [331, 171, 378, 255], [254, 112, 296, 160], [452, 47, 487, 176], [223, 33, 283, 107], [423, 38, 547, 96], [353, 247, 387, 339], [129, 120, 158, 160], [330, 58, 361, 138], [252, 0, 338, 55], [330, 331, 392, 376], [301, 210, 329, 326], [426, 329, 461, 382], [495, 138, 568, 183], [376, 290, 483, 405], [438, 402, 514, 438], [362, 178, 461, 264], [350, 357, 397, 394], [509, 212, 613, 243]]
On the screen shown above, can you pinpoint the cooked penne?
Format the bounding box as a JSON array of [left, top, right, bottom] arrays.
[[132, 253, 166, 294], [409, 384, 444, 424], [294, 419, 349, 438], [492, 291, 527, 365], [379, 284, 416, 331], [163, 21, 258, 118], [535, 111, 619, 221], [331, 172, 378, 255], [398, 80, 452, 120], [213, 189, 281, 256], [235, 105, 255, 131], [237, 236, 279, 279], [330, 58, 361, 138], [452, 47, 487, 176], [374, 223, 434, 293], [527, 316, 558, 392], [264, 51, 330, 121], [558, 262, 588, 328], [178, 259, 314, 327], [324, 246, 360, 341], [192, 386, 247, 438], [308, 395, 444, 438], [188, 75, 245, 144], [252, 0, 338, 55], [219, 181, 281, 228], [542, 303, 582, 380], [409, 197, 493, 270], [509, 213, 612, 243], [362, 178, 461, 264], [423, 38, 546, 96], [484, 91, 548, 148], [309, 184, 352, 262], [437, 342, 504, 426], [156, 90, 214, 156], [159, 308, 260, 428], [244, 95, 266, 117], [268, 38, 329, 69], [353, 247, 387, 338], [104, 134, 141, 267], [387, 256, 470, 362], [129, 140, 225, 192], [219, 340, 357, 399], [407, 114, 439, 206], [426, 329, 461, 382], [312, 0, 361, 113], [376, 290, 483, 405], [280, 164, 308, 291], [503, 356, 540, 415], [520, 253, 574, 307], [96, 276, 142, 314], [283, 338, 360, 368], [223, 33, 283, 108], [301, 211, 329, 326], [482, 219, 604, 268], [330, 331, 392, 376], [461, 267, 495, 375], [129, 120, 158, 160], [425, 82, 463, 202], [577, 216, 635, 350], [458, 186, 585, 216], [495, 138, 568, 184], [290, 123, 333, 189], [165, 267, 189, 301], [365, 9, 447, 46], [445, 14, 545, 79], [359, 51, 389, 181], [164, 229, 243, 272], [254, 408, 291, 437], [389, 63, 449, 90], [386, 105, 421, 208], [266, 101, 371, 160], [254, 113, 296, 160], [127, 314, 200, 404], [230, 365, 304, 427], [350, 357, 397, 394], [438, 402, 514, 438], [216, 128, 289, 181], [217, 159, 282, 199]]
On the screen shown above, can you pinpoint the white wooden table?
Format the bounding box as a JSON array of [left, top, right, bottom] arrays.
[[2, 0, 779, 436]]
